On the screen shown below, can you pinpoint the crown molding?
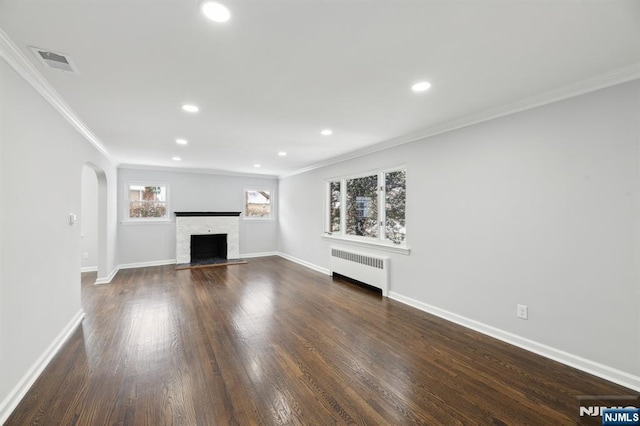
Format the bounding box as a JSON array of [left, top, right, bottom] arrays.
[[0, 27, 115, 164], [280, 62, 640, 179], [118, 163, 278, 180], [3, 23, 638, 179]]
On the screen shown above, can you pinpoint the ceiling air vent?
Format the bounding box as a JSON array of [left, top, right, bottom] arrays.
[[29, 46, 79, 74]]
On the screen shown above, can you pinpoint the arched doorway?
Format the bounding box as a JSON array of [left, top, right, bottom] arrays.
[[81, 162, 108, 281]]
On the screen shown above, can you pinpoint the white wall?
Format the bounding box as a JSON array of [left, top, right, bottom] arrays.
[[81, 165, 98, 271], [118, 168, 278, 266], [0, 58, 118, 418], [279, 80, 640, 386]]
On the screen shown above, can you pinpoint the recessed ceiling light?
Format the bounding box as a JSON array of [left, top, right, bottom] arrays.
[[200, 1, 231, 23], [182, 104, 199, 113], [321, 129, 333, 136], [172, 157, 182, 161], [411, 81, 431, 92], [253, 164, 261, 168], [176, 139, 188, 145], [278, 152, 287, 156]]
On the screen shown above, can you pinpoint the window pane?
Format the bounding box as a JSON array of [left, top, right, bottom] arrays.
[[346, 175, 378, 238], [329, 181, 341, 232], [129, 201, 167, 218], [246, 190, 271, 218], [385, 170, 406, 243], [128, 185, 168, 219], [137, 186, 165, 202]]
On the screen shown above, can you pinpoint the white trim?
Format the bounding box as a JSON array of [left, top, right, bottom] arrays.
[[118, 259, 176, 270], [321, 234, 411, 255], [277, 252, 331, 275], [0, 309, 85, 425], [242, 218, 276, 222], [279, 63, 640, 179], [118, 163, 278, 180], [388, 291, 640, 393], [80, 266, 97, 273], [241, 251, 278, 258], [120, 220, 173, 226], [95, 267, 119, 285], [0, 28, 115, 164]]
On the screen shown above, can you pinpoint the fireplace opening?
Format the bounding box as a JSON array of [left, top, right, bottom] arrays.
[[190, 234, 227, 264]]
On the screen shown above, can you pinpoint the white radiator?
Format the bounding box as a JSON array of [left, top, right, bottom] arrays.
[[330, 248, 390, 296]]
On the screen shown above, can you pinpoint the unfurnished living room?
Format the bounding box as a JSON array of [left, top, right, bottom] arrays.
[[1, 1, 640, 425]]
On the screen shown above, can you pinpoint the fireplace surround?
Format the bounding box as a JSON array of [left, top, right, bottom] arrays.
[[175, 212, 241, 265]]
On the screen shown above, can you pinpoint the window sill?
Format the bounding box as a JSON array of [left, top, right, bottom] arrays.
[[321, 234, 411, 255], [243, 218, 276, 222], [120, 220, 174, 225]]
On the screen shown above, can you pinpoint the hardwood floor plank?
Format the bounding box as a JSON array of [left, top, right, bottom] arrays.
[[5, 256, 637, 425]]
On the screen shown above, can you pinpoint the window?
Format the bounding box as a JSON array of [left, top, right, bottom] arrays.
[[329, 181, 341, 232], [326, 167, 406, 245], [384, 169, 406, 243], [346, 174, 378, 238], [244, 189, 272, 219], [126, 183, 169, 220]]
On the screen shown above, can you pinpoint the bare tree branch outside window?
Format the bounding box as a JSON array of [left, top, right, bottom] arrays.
[[346, 175, 378, 238], [385, 170, 406, 243]]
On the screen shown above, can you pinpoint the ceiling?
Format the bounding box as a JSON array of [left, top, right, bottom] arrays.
[[1, 0, 639, 177]]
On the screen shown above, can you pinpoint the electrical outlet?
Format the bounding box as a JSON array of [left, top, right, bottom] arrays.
[[83, 252, 89, 259], [517, 304, 528, 320]]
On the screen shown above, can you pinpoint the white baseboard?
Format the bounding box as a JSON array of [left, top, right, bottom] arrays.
[[388, 291, 640, 393], [118, 259, 176, 271], [276, 252, 330, 275], [241, 251, 278, 258], [97, 255, 272, 280], [0, 309, 85, 424], [80, 266, 97, 273], [95, 266, 119, 285]]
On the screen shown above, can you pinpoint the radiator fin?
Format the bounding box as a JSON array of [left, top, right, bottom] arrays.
[[331, 248, 384, 269]]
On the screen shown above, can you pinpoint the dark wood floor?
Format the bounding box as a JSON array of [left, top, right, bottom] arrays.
[[5, 256, 636, 425]]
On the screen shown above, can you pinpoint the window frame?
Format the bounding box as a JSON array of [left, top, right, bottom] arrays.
[[123, 181, 171, 223], [243, 187, 275, 221], [323, 165, 409, 254]]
